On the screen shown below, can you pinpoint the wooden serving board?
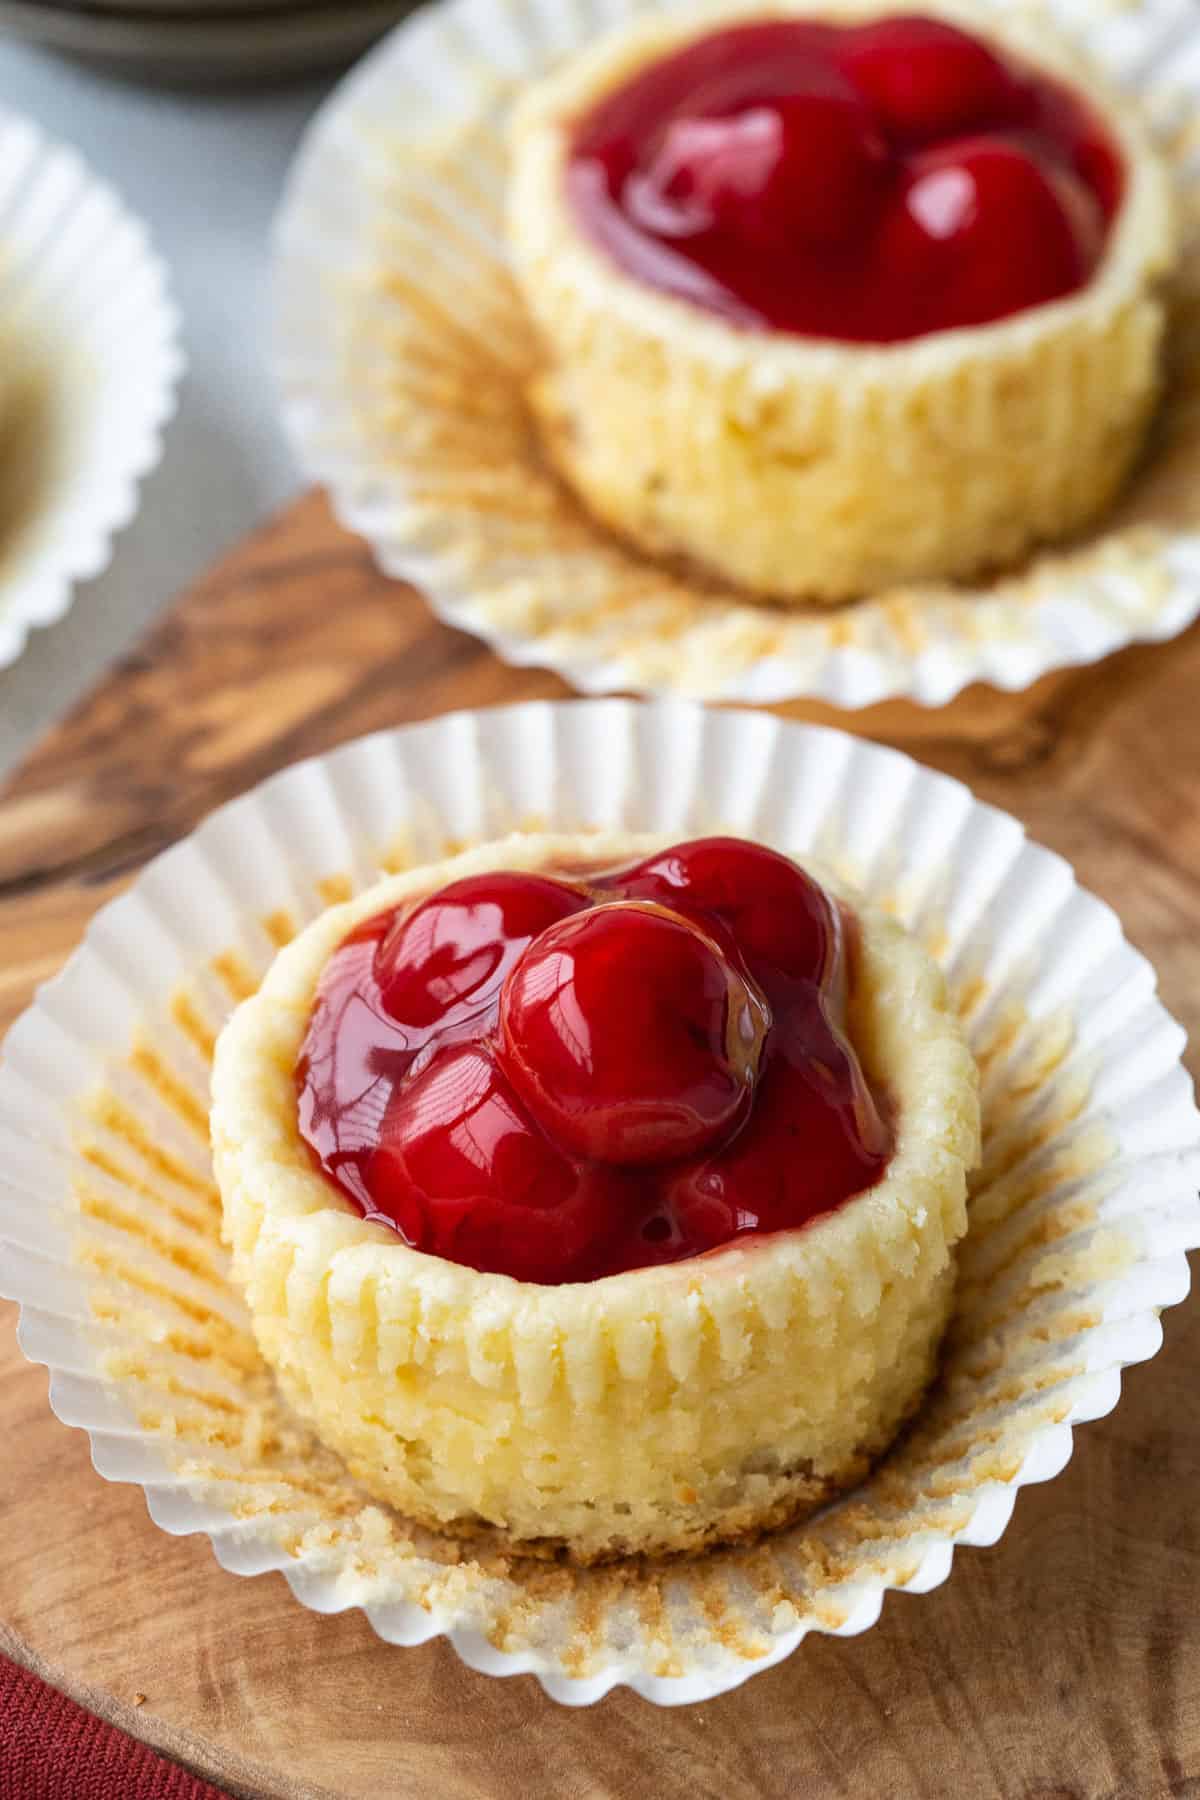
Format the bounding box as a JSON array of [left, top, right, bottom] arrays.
[[1, 491, 1198, 1800]]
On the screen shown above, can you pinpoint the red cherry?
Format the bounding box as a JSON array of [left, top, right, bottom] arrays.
[[498, 901, 769, 1166], [632, 82, 889, 250], [840, 14, 1033, 146], [375, 872, 588, 1032], [879, 137, 1102, 332], [607, 836, 839, 988], [664, 1000, 892, 1244], [368, 1044, 627, 1284]]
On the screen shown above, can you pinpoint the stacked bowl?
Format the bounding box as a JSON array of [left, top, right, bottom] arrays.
[[0, 0, 415, 80]]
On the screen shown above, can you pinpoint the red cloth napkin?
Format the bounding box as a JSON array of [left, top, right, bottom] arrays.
[[0, 1652, 230, 1799]]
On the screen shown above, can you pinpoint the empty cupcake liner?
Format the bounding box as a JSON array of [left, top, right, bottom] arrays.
[[0, 109, 183, 669], [273, 0, 1200, 707], [1, 699, 1197, 1704]]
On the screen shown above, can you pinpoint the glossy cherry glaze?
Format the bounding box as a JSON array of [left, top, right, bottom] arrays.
[[297, 839, 893, 1283], [566, 14, 1124, 343], [500, 901, 769, 1167]]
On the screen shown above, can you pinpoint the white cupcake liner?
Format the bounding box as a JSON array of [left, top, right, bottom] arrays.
[[273, 0, 1200, 708], [0, 111, 183, 669], [2, 699, 1198, 1706]]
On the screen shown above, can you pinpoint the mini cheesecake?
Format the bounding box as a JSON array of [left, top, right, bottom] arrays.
[[211, 833, 980, 1563], [507, 2, 1177, 601]]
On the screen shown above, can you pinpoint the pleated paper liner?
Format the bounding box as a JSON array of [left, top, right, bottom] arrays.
[[1, 704, 1197, 1703], [273, 0, 1200, 708], [0, 110, 182, 669]]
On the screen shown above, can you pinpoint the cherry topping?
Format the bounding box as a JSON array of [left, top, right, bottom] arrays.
[[837, 15, 1032, 146], [631, 84, 888, 251], [605, 836, 838, 987], [881, 137, 1102, 331], [498, 901, 768, 1166], [566, 15, 1122, 344], [375, 872, 588, 1035], [296, 841, 894, 1284], [370, 1045, 625, 1284], [665, 1000, 893, 1242]]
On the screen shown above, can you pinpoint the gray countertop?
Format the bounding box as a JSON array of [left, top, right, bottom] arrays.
[[0, 40, 335, 776]]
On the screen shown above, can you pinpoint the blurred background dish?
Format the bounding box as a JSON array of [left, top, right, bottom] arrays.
[[0, 107, 181, 669], [0, 0, 414, 81], [273, 0, 1200, 708]]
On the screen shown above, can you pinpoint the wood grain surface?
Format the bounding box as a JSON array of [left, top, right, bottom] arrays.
[[0, 491, 1197, 1800]]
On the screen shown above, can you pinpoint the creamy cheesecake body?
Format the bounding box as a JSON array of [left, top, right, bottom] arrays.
[[212, 832, 980, 1561]]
